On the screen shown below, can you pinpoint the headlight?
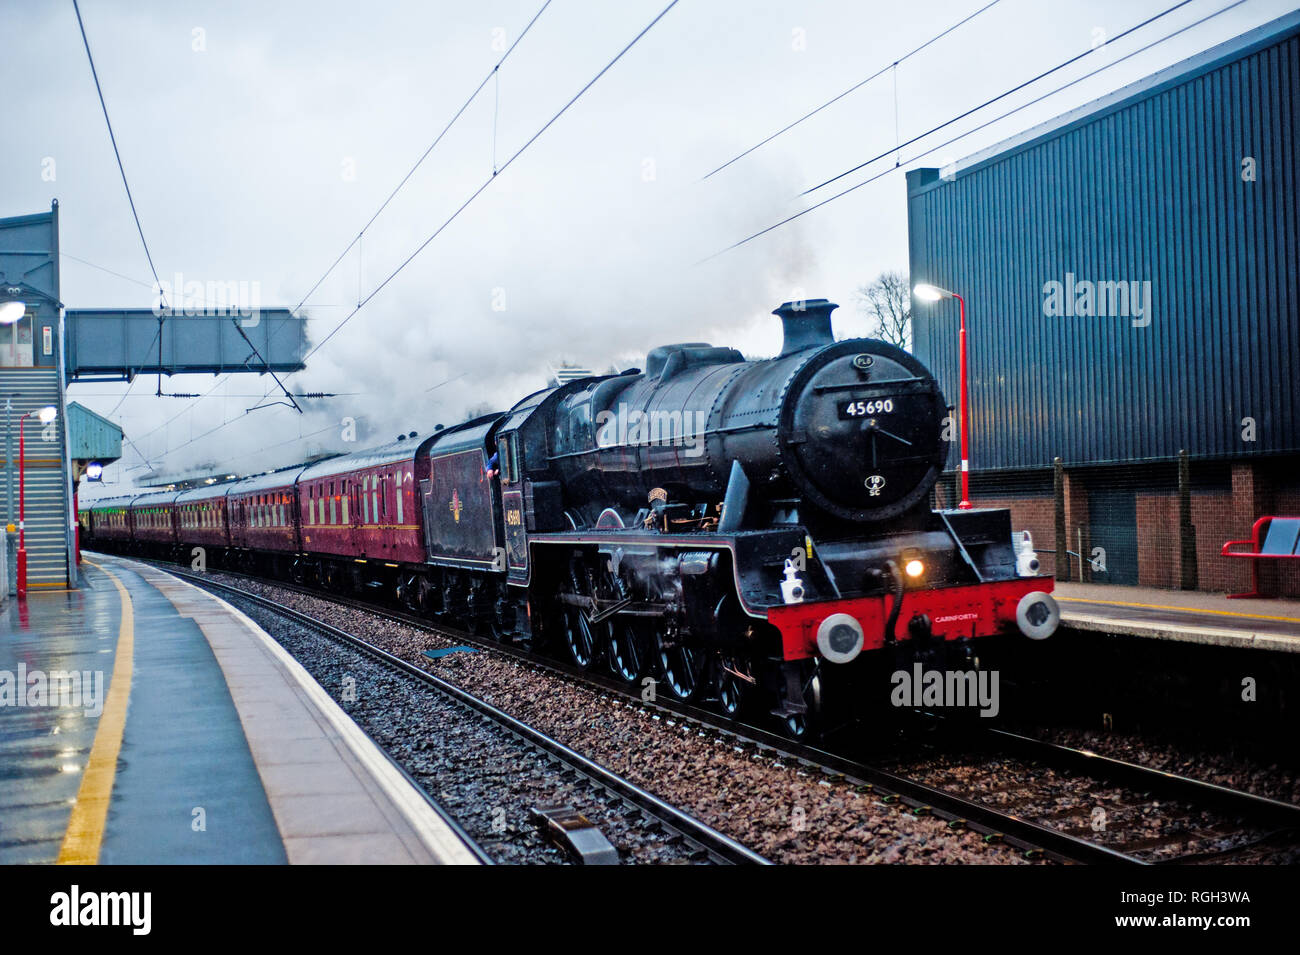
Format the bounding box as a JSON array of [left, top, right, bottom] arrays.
[[904, 558, 925, 578], [816, 613, 864, 663]]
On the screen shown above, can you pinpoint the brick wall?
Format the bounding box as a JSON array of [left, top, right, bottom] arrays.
[[1268, 482, 1300, 596], [966, 494, 1056, 574], [952, 456, 1300, 597], [1135, 494, 1178, 589], [1135, 490, 1248, 592]]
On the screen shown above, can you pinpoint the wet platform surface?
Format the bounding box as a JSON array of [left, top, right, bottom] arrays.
[[1057, 583, 1300, 651], [0, 554, 480, 865]]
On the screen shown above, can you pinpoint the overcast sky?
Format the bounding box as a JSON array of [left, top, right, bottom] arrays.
[[3, 0, 1291, 492]]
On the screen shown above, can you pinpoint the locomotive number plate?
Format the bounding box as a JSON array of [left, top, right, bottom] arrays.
[[838, 398, 894, 419]]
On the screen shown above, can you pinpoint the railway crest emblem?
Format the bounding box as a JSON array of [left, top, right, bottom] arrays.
[[450, 489, 463, 523], [865, 474, 886, 497]]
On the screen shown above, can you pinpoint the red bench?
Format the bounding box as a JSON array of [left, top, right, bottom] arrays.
[[1221, 516, 1300, 598]]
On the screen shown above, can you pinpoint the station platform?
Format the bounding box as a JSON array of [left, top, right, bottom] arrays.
[[1056, 582, 1300, 652], [0, 553, 481, 865]]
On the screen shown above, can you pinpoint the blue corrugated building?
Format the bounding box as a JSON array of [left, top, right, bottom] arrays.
[[906, 10, 1299, 594]]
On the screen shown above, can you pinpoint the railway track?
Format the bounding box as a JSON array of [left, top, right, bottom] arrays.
[[914, 725, 1300, 863], [133, 556, 1300, 865]]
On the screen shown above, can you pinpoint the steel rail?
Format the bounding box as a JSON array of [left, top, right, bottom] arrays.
[[130, 557, 1150, 865]]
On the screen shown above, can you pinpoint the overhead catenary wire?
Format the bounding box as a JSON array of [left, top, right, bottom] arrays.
[[698, 0, 1004, 181], [293, 0, 555, 313], [71, 0, 165, 302], [293, 0, 682, 366], [138, 1, 556, 453], [705, 0, 1228, 261], [72, 0, 170, 417], [800, 0, 1196, 197], [158, 0, 682, 464], [71, 0, 299, 416]]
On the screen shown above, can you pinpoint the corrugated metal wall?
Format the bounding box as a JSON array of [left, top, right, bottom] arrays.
[[907, 15, 1299, 471], [67, 402, 123, 462]]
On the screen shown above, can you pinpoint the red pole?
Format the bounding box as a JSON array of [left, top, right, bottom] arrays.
[[956, 293, 971, 509], [17, 413, 27, 598]]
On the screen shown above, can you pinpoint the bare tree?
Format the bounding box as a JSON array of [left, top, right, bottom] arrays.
[[856, 270, 912, 350]]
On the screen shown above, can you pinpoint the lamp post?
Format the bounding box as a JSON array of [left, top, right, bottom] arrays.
[[17, 405, 57, 598], [913, 283, 971, 510]]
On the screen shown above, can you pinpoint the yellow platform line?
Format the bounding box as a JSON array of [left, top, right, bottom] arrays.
[[1058, 595, 1300, 625], [56, 560, 134, 865]]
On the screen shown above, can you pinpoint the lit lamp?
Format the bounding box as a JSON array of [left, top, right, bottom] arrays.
[[0, 301, 26, 325], [913, 283, 971, 510], [17, 405, 57, 598]]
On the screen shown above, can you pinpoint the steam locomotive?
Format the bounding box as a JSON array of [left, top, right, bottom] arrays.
[[81, 299, 1058, 736]]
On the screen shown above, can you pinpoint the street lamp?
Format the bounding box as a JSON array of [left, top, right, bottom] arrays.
[[913, 283, 972, 510], [17, 405, 57, 598]]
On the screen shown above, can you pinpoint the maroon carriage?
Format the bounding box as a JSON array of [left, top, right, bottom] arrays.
[[227, 469, 303, 568], [297, 438, 424, 578], [84, 494, 137, 549], [127, 490, 180, 556], [175, 482, 233, 558]]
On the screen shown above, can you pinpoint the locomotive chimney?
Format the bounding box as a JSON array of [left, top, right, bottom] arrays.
[[773, 299, 838, 355]]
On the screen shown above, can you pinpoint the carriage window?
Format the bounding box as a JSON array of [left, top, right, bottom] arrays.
[[330, 492, 337, 525], [371, 478, 379, 524], [362, 476, 370, 523], [395, 471, 403, 523], [342, 487, 349, 524]]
